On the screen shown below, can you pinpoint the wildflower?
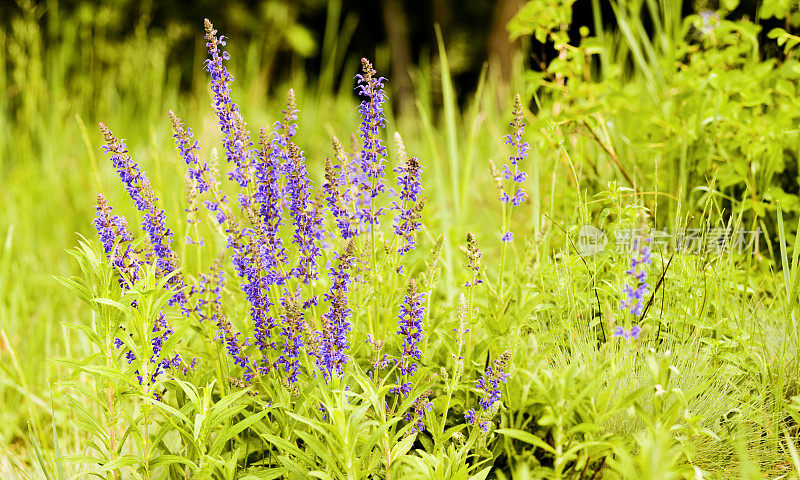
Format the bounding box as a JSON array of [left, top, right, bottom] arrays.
[[93, 193, 133, 254], [204, 18, 252, 188], [284, 139, 325, 283], [613, 325, 642, 340], [366, 334, 391, 380], [392, 154, 425, 255], [196, 255, 253, 379], [355, 58, 388, 227], [394, 278, 426, 397], [253, 126, 287, 268], [169, 111, 211, 194], [276, 289, 305, 384], [620, 240, 652, 316], [495, 94, 530, 241], [315, 240, 357, 380], [465, 350, 512, 432], [99, 123, 186, 310], [92, 194, 141, 287], [225, 213, 277, 376], [464, 408, 477, 425], [500, 95, 530, 202], [408, 386, 434, 434], [324, 157, 347, 235], [150, 313, 180, 382], [191, 251, 225, 323], [463, 232, 483, 287], [170, 110, 228, 224], [326, 136, 361, 239]]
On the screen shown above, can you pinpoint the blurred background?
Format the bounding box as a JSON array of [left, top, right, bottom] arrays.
[[2, 0, 800, 472]]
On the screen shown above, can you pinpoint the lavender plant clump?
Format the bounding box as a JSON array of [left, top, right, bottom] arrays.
[[86, 19, 522, 442]]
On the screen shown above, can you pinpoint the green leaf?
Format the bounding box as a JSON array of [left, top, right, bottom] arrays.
[[468, 466, 492, 480], [209, 409, 268, 456], [390, 433, 416, 463], [496, 428, 556, 454], [96, 454, 139, 472], [147, 454, 199, 472], [239, 468, 290, 480], [28, 422, 54, 480]]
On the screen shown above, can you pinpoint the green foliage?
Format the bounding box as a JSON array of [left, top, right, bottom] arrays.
[[512, 0, 800, 240], [2, 1, 800, 479]]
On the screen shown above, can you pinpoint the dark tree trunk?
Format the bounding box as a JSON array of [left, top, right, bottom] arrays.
[[382, 0, 414, 115], [487, 0, 523, 89]]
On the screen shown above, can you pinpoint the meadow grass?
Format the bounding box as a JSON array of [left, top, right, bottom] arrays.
[[1, 2, 799, 479]]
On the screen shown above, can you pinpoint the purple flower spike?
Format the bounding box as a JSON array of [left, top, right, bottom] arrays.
[[204, 19, 252, 189], [99, 123, 186, 309], [620, 240, 652, 317], [394, 278, 426, 397], [354, 58, 388, 228], [466, 350, 512, 433], [391, 156, 425, 255], [314, 241, 357, 381], [495, 94, 529, 240], [285, 141, 325, 283], [612, 324, 642, 341], [170, 111, 228, 224], [93, 194, 140, 287], [254, 126, 288, 268], [276, 289, 305, 384]]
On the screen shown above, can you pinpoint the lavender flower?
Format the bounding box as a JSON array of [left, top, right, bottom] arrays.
[[409, 386, 434, 434], [620, 240, 652, 316], [150, 313, 178, 381], [253, 126, 288, 272], [465, 350, 512, 432], [95, 126, 190, 385], [324, 141, 360, 240], [204, 19, 252, 189], [315, 241, 356, 380], [324, 156, 349, 236], [494, 94, 530, 242], [285, 142, 325, 282], [463, 232, 483, 287], [613, 325, 642, 340], [92, 194, 142, 287], [226, 214, 277, 376], [464, 408, 477, 425], [169, 111, 211, 194], [214, 306, 253, 374], [93, 193, 133, 253], [354, 58, 388, 227], [391, 154, 425, 255], [499, 95, 529, 205], [276, 289, 305, 384], [334, 135, 366, 239], [99, 123, 186, 308], [394, 278, 425, 397], [170, 110, 229, 224]]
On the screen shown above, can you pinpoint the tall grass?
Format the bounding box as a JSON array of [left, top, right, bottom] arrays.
[[1, 1, 799, 478]]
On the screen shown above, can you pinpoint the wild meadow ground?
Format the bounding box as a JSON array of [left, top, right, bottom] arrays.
[[2, 4, 800, 480]]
